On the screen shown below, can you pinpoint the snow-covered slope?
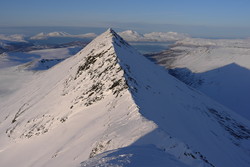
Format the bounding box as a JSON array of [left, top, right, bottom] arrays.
[[151, 38, 250, 120], [0, 29, 250, 167], [30, 32, 97, 40], [0, 67, 33, 101]]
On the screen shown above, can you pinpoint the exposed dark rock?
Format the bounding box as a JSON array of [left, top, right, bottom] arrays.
[[208, 108, 250, 140]]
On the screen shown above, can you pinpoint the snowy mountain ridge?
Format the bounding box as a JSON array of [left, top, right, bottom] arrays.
[[0, 29, 250, 167]]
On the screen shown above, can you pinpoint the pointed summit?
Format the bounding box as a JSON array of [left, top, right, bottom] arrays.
[[106, 27, 114, 33], [87, 28, 130, 49], [93, 28, 118, 39], [105, 28, 119, 36]]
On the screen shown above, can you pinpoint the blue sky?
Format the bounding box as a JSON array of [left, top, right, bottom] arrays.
[[1, 0, 250, 37]]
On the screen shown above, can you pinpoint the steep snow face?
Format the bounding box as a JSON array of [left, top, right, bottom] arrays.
[[110, 31, 250, 167], [0, 29, 250, 167]]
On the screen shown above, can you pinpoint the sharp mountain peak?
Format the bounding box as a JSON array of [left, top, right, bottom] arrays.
[[0, 29, 250, 167]]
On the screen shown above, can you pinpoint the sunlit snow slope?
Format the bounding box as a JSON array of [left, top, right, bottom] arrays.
[[0, 29, 250, 167]]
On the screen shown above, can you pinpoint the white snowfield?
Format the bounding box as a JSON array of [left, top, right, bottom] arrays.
[[0, 29, 250, 167], [30, 32, 97, 40], [154, 37, 250, 120]]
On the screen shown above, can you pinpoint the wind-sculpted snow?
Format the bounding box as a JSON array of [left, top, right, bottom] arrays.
[[0, 29, 249, 167]]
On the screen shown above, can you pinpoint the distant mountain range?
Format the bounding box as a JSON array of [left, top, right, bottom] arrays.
[[0, 30, 189, 44], [118, 30, 189, 41], [30, 32, 98, 40], [29, 30, 189, 41]]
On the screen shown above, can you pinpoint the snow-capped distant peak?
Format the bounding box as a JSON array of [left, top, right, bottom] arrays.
[[47, 32, 70, 37], [118, 30, 189, 42], [118, 30, 140, 36], [30, 31, 97, 40], [0, 34, 27, 42], [30, 32, 66, 40], [144, 31, 189, 41]]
